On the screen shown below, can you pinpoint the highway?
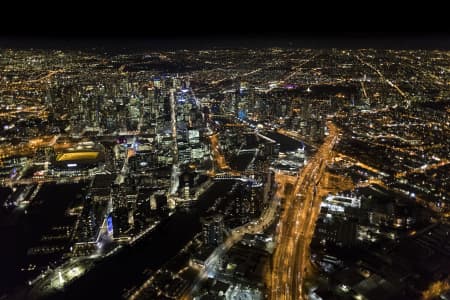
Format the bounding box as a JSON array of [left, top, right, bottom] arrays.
[[270, 121, 339, 300], [209, 133, 231, 172]]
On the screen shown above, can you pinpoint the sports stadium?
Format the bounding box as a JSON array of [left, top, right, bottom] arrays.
[[52, 142, 105, 171]]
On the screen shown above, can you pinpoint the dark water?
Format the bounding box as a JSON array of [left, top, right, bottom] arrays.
[[2, 130, 304, 299], [49, 152, 259, 299], [0, 203, 26, 294], [264, 131, 304, 152], [0, 183, 83, 295], [230, 152, 254, 171], [0, 187, 12, 205], [48, 180, 234, 299], [14, 136, 290, 299]]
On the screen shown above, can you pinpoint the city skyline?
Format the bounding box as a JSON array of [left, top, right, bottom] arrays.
[[2, 33, 450, 51], [0, 41, 449, 300]]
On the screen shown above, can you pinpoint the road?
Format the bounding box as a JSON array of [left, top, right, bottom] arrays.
[[7, 69, 64, 86], [180, 183, 280, 300], [1, 175, 91, 187], [355, 53, 407, 99], [209, 133, 231, 172], [180, 145, 271, 299], [270, 121, 339, 300]]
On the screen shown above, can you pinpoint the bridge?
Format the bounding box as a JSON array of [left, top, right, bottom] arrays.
[[256, 132, 276, 144], [213, 172, 262, 186], [237, 148, 258, 155]]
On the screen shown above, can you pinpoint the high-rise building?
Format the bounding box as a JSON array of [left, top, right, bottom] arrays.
[[314, 207, 358, 248], [234, 181, 264, 223], [201, 214, 225, 246], [247, 181, 264, 218], [111, 184, 131, 238], [150, 190, 168, 213]]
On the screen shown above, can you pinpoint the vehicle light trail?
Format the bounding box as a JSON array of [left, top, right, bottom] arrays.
[[270, 122, 339, 300]]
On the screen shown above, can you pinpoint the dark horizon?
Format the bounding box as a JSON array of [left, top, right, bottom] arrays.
[[1, 33, 449, 52], [1, 32, 449, 300]]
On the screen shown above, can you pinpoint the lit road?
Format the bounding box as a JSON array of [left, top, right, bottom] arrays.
[[210, 67, 262, 86], [269, 122, 339, 300], [337, 152, 445, 214], [355, 53, 407, 99], [27, 255, 98, 299], [283, 55, 317, 82], [181, 230, 245, 300], [7, 69, 64, 86], [209, 133, 231, 172], [169, 88, 180, 194], [395, 159, 450, 179], [180, 145, 272, 300], [0, 135, 58, 161], [1, 175, 91, 187], [170, 88, 178, 162], [180, 185, 280, 300]]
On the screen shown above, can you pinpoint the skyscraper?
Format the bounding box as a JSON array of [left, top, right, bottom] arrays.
[[201, 214, 225, 246]]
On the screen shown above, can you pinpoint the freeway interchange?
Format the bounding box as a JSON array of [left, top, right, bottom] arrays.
[[269, 121, 339, 300]]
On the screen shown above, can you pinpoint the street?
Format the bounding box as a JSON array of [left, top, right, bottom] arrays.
[[269, 122, 339, 300]]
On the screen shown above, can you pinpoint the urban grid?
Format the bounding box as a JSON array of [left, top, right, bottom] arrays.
[[0, 45, 449, 300]]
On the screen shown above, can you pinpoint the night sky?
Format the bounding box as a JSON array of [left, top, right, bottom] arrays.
[[1, 33, 449, 52]]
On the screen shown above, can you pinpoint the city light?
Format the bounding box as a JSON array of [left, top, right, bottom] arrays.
[[0, 43, 448, 300]]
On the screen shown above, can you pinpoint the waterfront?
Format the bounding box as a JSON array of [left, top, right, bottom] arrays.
[[1, 128, 303, 299], [264, 131, 306, 153], [1, 44, 448, 300], [45, 134, 297, 299], [48, 180, 234, 299], [0, 183, 84, 295]]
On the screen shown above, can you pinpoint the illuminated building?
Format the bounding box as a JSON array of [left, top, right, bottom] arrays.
[[50, 142, 105, 174], [234, 181, 264, 223], [150, 190, 168, 213], [201, 214, 224, 246], [111, 183, 134, 238], [314, 207, 358, 248]]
